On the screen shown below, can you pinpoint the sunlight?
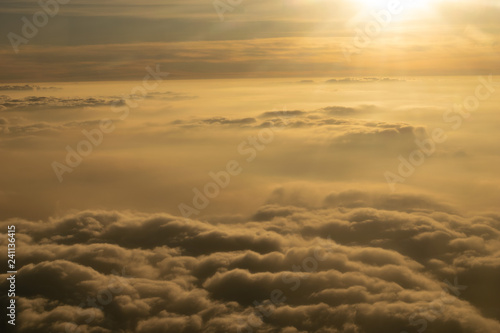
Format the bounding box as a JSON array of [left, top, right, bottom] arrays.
[[352, 0, 435, 12], [348, 0, 449, 25]]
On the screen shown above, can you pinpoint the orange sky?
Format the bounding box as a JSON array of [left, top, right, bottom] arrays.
[[1, 0, 499, 81]]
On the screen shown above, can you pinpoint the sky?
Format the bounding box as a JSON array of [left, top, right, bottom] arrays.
[[0, 0, 499, 80], [1, 1, 500, 333]]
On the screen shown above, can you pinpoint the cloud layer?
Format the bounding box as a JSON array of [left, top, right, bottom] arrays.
[[1, 189, 500, 332]]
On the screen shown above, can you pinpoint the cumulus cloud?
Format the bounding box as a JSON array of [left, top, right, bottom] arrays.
[[165, 107, 424, 159], [1, 190, 499, 333], [171, 107, 412, 135]]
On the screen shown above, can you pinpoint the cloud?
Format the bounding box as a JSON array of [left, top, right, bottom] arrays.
[[0, 122, 59, 136], [170, 107, 414, 144], [1, 190, 499, 332], [321, 106, 357, 115], [325, 78, 405, 84], [320, 105, 376, 116], [0, 119, 127, 138], [145, 91, 198, 101], [0, 85, 61, 91], [200, 117, 257, 126], [1, 34, 497, 81], [111, 91, 198, 102], [259, 110, 306, 118], [0, 95, 124, 111], [0, 90, 196, 113], [323, 190, 457, 214]]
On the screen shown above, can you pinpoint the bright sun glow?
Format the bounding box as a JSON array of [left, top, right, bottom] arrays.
[[350, 0, 443, 22], [354, 0, 435, 11]]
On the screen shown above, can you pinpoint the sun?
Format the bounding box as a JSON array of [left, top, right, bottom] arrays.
[[350, 0, 441, 21], [355, 0, 394, 7], [353, 0, 435, 11]]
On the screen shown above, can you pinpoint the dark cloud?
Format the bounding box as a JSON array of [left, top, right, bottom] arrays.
[[0, 95, 124, 111], [325, 78, 405, 84], [0, 85, 61, 91], [172, 117, 257, 128], [0, 91, 196, 112], [1, 190, 499, 332], [201, 117, 257, 126]]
